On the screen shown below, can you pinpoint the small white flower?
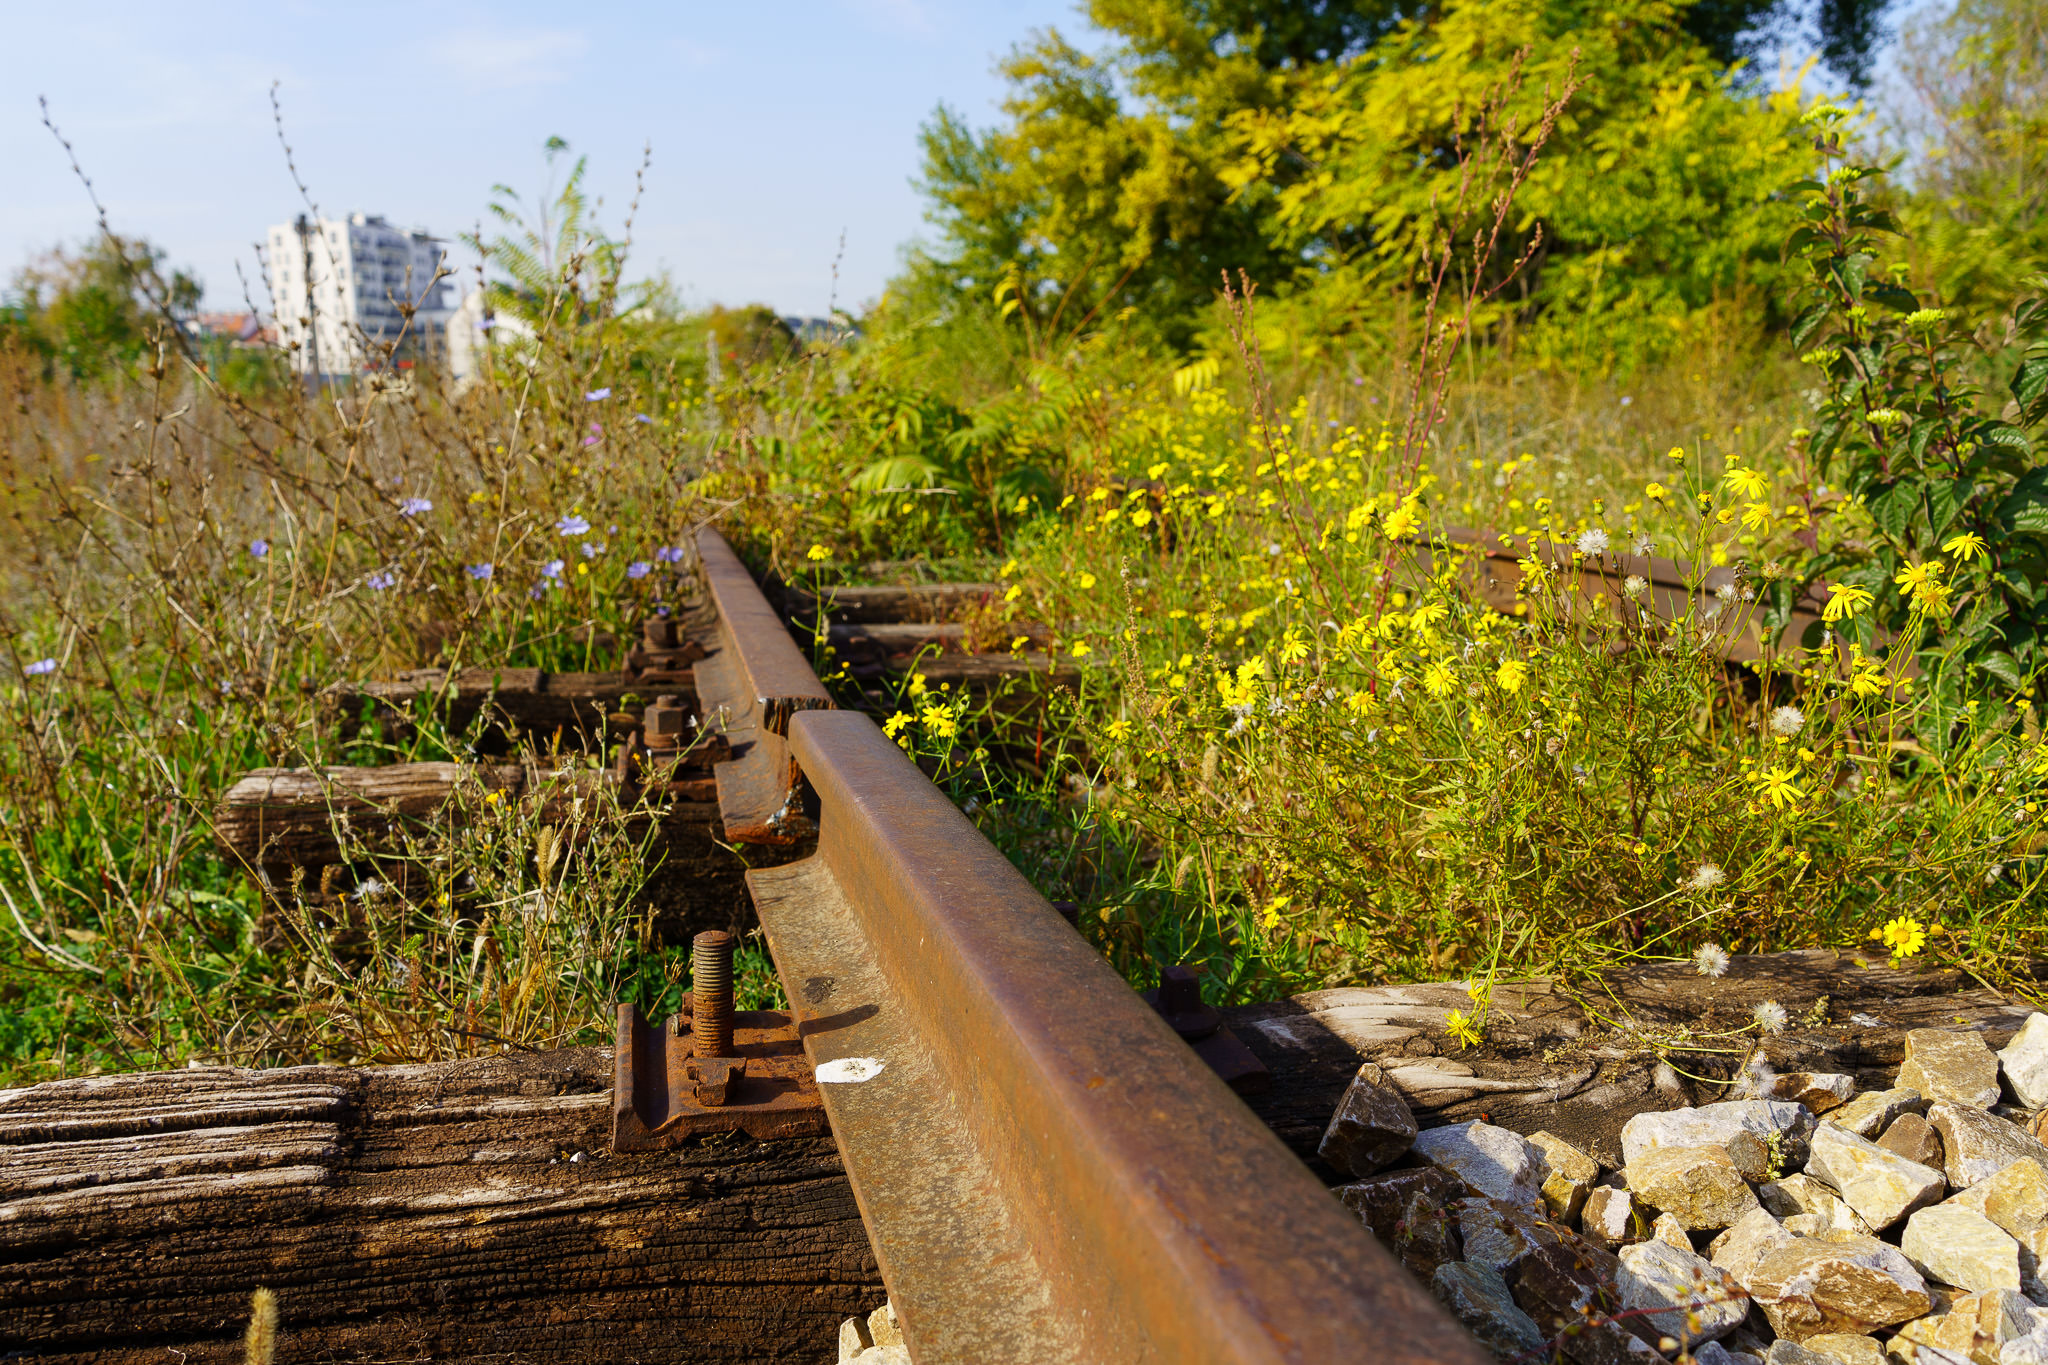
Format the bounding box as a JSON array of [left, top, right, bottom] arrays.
[[1623, 575, 1648, 599], [1769, 705, 1807, 737], [1686, 863, 1727, 892], [1753, 1000, 1788, 1034], [1694, 943, 1731, 977], [1632, 534, 1653, 556], [353, 878, 386, 900], [1576, 528, 1611, 556]]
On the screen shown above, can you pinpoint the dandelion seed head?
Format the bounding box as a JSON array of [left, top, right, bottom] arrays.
[[1716, 582, 1737, 603], [1632, 534, 1653, 556], [1694, 943, 1731, 977], [1770, 705, 1807, 737], [1623, 575, 1648, 599], [1686, 863, 1727, 892], [1576, 528, 1611, 556], [1753, 1000, 1788, 1034]]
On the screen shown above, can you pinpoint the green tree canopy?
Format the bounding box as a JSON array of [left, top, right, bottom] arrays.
[[1, 235, 200, 380]]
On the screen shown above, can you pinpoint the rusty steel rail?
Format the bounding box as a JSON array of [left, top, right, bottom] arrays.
[[693, 527, 833, 844], [744, 710, 1485, 1365], [593, 528, 1485, 1362]]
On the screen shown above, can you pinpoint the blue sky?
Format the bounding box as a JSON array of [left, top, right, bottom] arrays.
[[9, 1, 1087, 316]]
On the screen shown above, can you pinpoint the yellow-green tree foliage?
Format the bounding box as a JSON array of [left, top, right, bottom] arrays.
[[1225, 0, 1820, 368], [912, 0, 1855, 370]]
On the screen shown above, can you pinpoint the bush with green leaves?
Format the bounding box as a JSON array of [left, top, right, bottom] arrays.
[[1779, 103, 2048, 740]]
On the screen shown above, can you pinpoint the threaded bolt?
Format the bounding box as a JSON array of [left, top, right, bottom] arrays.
[[692, 930, 736, 1058]]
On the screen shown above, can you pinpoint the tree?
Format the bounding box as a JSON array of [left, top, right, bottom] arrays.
[[1889, 0, 2048, 315], [1, 235, 200, 380], [906, 0, 1883, 360]]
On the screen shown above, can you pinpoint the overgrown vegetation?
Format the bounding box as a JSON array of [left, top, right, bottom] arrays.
[[3, 0, 2044, 1082]]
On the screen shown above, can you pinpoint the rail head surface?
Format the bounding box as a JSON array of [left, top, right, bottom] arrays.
[[758, 708, 1486, 1365], [694, 528, 831, 735]]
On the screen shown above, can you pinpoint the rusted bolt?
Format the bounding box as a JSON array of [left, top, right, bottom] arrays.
[[1155, 965, 1222, 1042], [693, 930, 736, 1059], [644, 615, 680, 651], [690, 1055, 744, 1107], [643, 693, 689, 748]]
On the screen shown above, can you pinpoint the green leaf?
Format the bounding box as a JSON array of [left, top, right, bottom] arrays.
[[1908, 419, 1940, 468], [1997, 470, 2048, 535], [1868, 480, 1920, 542], [2012, 353, 2048, 425], [1926, 479, 1973, 536], [1868, 283, 1919, 313], [1840, 254, 1871, 301], [1979, 651, 2026, 690], [1982, 425, 2032, 454], [1790, 304, 1831, 350]]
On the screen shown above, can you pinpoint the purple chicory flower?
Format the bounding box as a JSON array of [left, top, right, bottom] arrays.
[[399, 497, 433, 516], [249, 539, 270, 559], [1620, 395, 1634, 407], [626, 561, 651, 579], [634, 413, 653, 424], [466, 563, 494, 581], [580, 541, 605, 558], [366, 570, 398, 590], [529, 585, 545, 600], [24, 658, 57, 676], [542, 559, 565, 580], [654, 545, 684, 564], [584, 387, 611, 401], [555, 515, 591, 536]]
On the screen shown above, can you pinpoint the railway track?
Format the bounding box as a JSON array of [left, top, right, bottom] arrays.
[[6, 520, 1839, 1363]]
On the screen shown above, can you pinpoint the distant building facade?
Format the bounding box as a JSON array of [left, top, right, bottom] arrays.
[[265, 214, 454, 375]]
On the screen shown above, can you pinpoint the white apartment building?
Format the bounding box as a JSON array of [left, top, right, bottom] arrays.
[[265, 214, 455, 375]]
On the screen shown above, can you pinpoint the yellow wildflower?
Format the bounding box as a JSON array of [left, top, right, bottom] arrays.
[[1078, 572, 1097, 590], [1871, 915, 1928, 959], [1070, 641, 1092, 658], [1445, 1009, 1484, 1049], [1821, 583, 1874, 623], [1894, 561, 1943, 592], [1723, 465, 1768, 500], [1943, 532, 1988, 563], [806, 544, 832, 562], [1496, 659, 1531, 694], [1753, 765, 1804, 808], [1423, 660, 1457, 697], [1742, 503, 1774, 532]]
